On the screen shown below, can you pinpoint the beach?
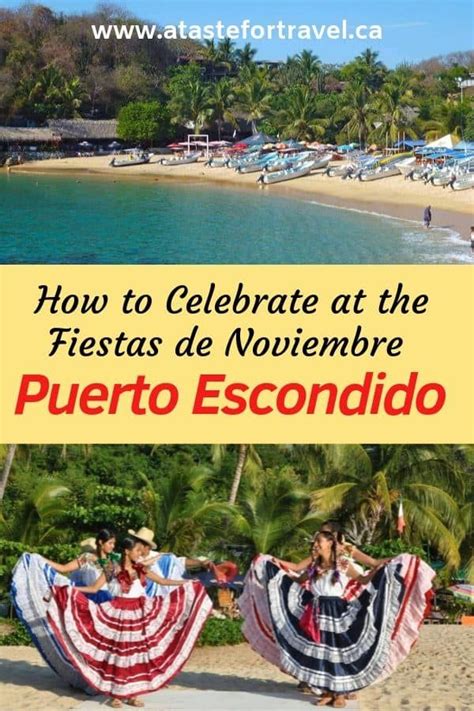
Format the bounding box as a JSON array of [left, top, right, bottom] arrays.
[[9, 156, 473, 239], [1, 627, 472, 711]]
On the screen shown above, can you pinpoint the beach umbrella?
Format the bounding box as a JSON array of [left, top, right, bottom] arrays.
[[78, 140, 92, 148], [108, 141, 120, 149]]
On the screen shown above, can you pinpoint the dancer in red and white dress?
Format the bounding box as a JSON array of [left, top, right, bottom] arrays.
[[46, 537, 213, 708]]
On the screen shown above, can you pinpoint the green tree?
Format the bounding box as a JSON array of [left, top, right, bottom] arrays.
[[235, 43, 257, 68], [335, 82, 373, 145], [233, 467, 320, 556], [237, 67, 273, 134], [276, 86, 327, 140], [310, 445, 466, 569], [168, 64, 212, 133], [210, 79, 237, 140], [117, 100, 171, 145], [140, 466, 233, 553], [6, 479, 71, 546], [17, 65, 85, 121]]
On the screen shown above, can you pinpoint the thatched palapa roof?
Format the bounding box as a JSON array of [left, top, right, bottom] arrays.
[[46, 119, 118, 140], [0, 126, 57, 142], [0, 119, 118, 143]]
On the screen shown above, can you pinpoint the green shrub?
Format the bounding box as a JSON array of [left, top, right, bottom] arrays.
[[0, 619, 33, 646], [363, 539, 426, 560], [197, 616, 244, 647]]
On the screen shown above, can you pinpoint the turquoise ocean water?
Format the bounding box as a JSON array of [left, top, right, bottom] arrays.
[[0, 173, 471, 264]]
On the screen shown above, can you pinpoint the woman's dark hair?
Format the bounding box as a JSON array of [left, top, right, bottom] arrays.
[[120, 537, 140, 568], [319, 520, 346, 544], [313, 531, 339, 584], [95, 529, 116, 556]]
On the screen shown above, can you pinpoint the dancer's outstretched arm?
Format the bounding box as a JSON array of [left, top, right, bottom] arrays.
[[185, 558, 213, 570], [346, 562, 383, 585], [146, 571, 188, 586], [43, 556, 86, 574], [272, 556, 312, 573]]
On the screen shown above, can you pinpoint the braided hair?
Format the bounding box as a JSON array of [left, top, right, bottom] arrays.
[[120, 536, 141, 569], [310, 531, 341, 585]]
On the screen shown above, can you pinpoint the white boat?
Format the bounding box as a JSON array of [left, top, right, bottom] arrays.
[[110, 152, 150, 167], [359, 165, 401, 181], [311, 153, 332, 170], [205, 157, 229, 168], [160, 151, 200, 166], [236, 152, 279, 173], [451, 173, 474, 191], [258, 159, 316, 185], [396, 156, 417, 177]]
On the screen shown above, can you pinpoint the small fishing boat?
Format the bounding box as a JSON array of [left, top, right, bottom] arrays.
[[237, 152, 279, 173], [451, 173, 474, 190], [160, 151, 201, 166], [311, 153, 332, 170], [110, 152, 150, 167], [205, 157, 229, 168], [257, 159, 315, 185], [359, 164, 401, 181]]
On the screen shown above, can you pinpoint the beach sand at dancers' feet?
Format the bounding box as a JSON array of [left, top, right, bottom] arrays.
[[0, 628, 472, 710], [358, 626, 474, 711], [10, 156, 473, 238]]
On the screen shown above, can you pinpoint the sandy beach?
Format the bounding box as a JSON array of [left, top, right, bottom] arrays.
[[1, 627, 472, 711], [8, 156, 473, 239]]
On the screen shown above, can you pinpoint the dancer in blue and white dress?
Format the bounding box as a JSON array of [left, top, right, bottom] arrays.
[[240, 531, 434, 708], [10, 529, 119, 692]]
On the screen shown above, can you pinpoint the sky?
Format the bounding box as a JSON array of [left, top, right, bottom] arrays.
[[1, 0, 473, 66]]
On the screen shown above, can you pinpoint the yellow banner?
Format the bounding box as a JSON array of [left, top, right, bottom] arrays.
[[1, 265, 473, 443]]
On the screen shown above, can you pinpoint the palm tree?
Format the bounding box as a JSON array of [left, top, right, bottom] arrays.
[[294, 50, 323, 91], [211, 444, 262, 504], [235, 43, 257, 68], [336, 82, 373, 145], [139, 466, 234, 553], [7, 479, 71, 545], [169, 76, 211, 133], [0, 444, 17, 501], [233, 467, 320, 556], [310, 445, 466, 568], [203, 39, 219, 64], [210, 79, 237, 140], [371, 72, 418, 144], [351, 49, 387, 91], [237, 69, 273, 134], [216, 38, 236, 70], [276, 86, 327, 141]]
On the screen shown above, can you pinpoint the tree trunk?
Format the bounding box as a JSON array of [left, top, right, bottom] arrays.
[[229, 444, 248, 505], [251, 119, 257, 135], [0, 444, 17, 501]]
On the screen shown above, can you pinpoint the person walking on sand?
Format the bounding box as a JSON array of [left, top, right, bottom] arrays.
[[470, 226, 474, 249], [423, 205, 432, 228]]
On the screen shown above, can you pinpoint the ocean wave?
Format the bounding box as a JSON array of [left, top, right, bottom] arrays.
[[305, 199, 465, 243]]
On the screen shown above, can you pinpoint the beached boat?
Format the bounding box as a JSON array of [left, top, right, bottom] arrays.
[[160, 152, 201, 166], [359, 164, 401, 181], [311, 153, 332, 171], [257, 159, 316, 185], [110, 152, 150, 167], [451, 173, 474, 190], [236, 152, 279, 174], [205, 157, 229, 168]]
